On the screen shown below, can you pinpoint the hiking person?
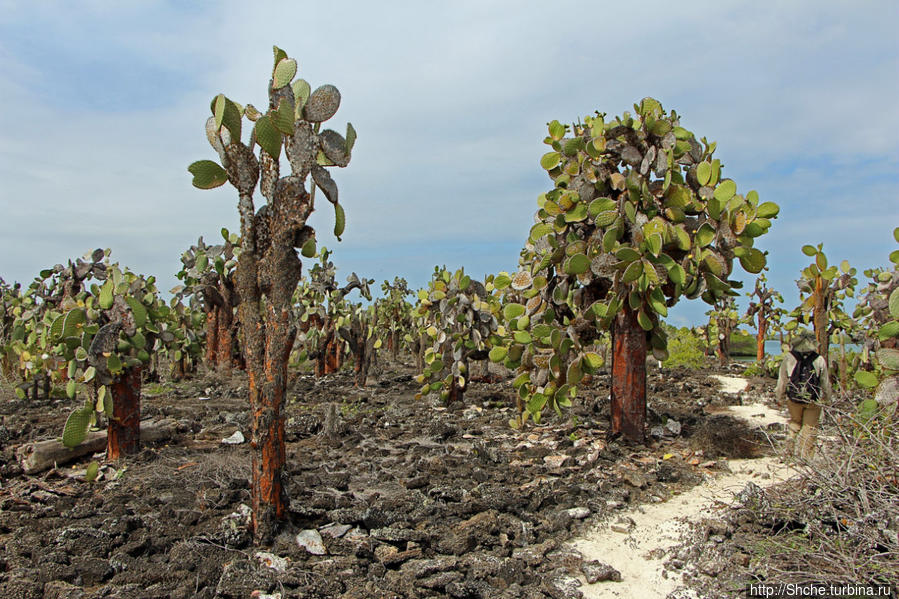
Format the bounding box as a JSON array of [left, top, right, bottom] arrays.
[[774, 329, 832, 459]]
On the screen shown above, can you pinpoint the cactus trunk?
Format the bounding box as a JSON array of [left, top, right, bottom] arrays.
[[216, 290, 234, 373], [756, 312, 767, 363], [611, 307, 646, 442], [447, 376, 464, 404], [205, 308, 219, 369], [813, 276, 828, 361], [250, 301, 294, 545], [107, 366, 141, 460]]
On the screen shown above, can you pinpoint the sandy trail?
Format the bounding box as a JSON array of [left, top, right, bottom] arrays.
[[571, 375, 791, 599]]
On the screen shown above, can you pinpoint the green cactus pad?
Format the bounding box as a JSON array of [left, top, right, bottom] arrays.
[[876, 348, 899, 371], [125, 297, 148, 328], [50, 313, 66, 340], [540, 152, 561, 170], [345, 122, 357, 154], [292, 79, 312, 114], [333, 203, 346, 241], [214, 95, 242, 143], [713, 180, 736, 203], [254, 116, 282, 160], [62, 408, 91, 448], [756, 202, 779, 218], [564, 253, 590, 275], [273, 57, 297, 89], [188, 160, 228, 189], [107, 353, 123, 375], [503, 303, 525, 320], [98, 280, 114, 310], [272, 98, 296, 135], [738, 248, 766, 274], [489, 346, 508, 362]]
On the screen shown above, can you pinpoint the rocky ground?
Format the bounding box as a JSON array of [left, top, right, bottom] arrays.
[[0, 360, 785, 599]]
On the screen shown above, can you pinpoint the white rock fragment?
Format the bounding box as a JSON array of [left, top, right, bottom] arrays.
[[566, 507, 591, 520], [221, 431, 245, 445], [296, 529, 327, 555], [255, 551, 288, 572]]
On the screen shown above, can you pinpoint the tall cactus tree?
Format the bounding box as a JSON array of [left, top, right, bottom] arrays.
[[414, 267, 500, 404], [56, 261, 172, 460], [745, 270, 785, 361], [188, 47, 356, 544], [338, 303, 380, 387], [376, 277, 412, 361], [853, 227, 899, 403], [509, 99, 776, 441], [790, 244, 857, 362], [705, 296, 740, 366], [296, 248, 371, 377], [174, 231, 241, 372]]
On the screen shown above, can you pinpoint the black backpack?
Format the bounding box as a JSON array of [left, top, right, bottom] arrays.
[[787, 350, 821, 403]]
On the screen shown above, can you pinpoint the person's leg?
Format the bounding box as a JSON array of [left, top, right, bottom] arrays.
[[786, 400, 803, 456], [798, 403, 822, 459]]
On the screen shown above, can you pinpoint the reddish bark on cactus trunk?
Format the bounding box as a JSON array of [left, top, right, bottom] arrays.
[[107, 367, 141, 460], [205, 308, 218, 368], [447, 378, 464, 404], [610, 307, 646, 442], [216, 300, 233, 373], [813, 276, 829, 361], [756, 313, 767, 363]]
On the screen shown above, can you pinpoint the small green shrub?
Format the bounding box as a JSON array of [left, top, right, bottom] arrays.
[[663, 327, 707, 369]]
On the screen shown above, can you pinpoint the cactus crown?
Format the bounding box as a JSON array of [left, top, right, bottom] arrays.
[[492, 99, 779, 423]]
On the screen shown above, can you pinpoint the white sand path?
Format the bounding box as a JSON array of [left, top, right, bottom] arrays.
[[571, 375, 792, 599]]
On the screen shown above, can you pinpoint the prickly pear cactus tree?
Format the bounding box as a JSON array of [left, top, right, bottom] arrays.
[[852, 227, 899, 408], [745, 270, 785, 361], [4, 249, 110, 399], [174, 229, 241, 372], [188, 46, 356, 544], [509, 99, 776, 441], [165, 295, 205, 380], [338, 303, 380, 387], [789, 244, 857, 361], [54, 260, 172, 460], [414, 267, 500, 404], [296, 248, 371, 376], [0, 277, 18, 379], [376, 277, 412, 361], [705, 296, 741, 366]]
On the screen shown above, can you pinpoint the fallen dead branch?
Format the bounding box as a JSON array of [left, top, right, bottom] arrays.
[[15, 418, 181, 474]]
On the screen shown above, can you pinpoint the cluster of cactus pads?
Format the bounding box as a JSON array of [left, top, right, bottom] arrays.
[[852, 228, 899, 407], [745, 271, 785, 362], [189, 46, 355, 248], [789, 243, 858, 357], [414, 267, 501, 404], [489, 98, 778, 432], [173, 230, 241, 371], [0, 249, 174, 457]]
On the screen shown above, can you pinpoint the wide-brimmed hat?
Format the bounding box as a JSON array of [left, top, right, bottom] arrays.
[[790, 329, 817, 353]]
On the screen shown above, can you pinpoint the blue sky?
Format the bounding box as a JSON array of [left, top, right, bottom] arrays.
[[0, 1, 896, 327]]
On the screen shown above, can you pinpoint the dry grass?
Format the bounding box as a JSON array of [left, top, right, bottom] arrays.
[[750, 400, 898, 587]]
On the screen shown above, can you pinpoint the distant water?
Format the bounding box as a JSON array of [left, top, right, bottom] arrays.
[[733, 339, 861, 362]]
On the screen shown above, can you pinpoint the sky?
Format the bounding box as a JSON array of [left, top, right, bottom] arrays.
[[0, 1, 897, 327]]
